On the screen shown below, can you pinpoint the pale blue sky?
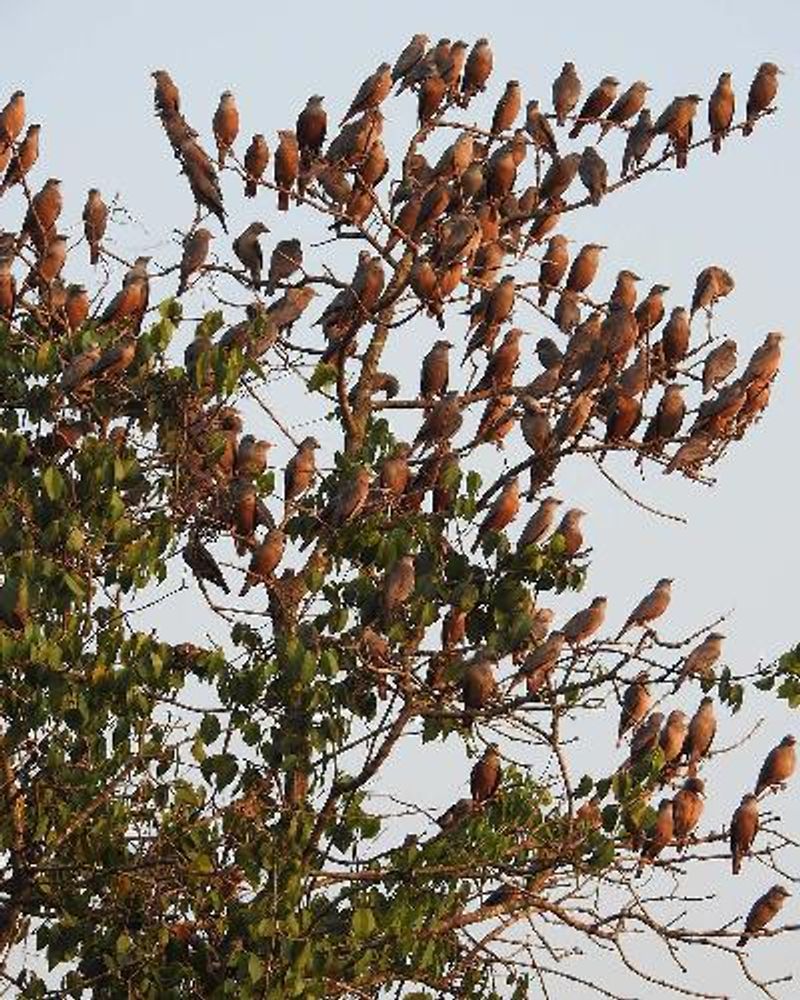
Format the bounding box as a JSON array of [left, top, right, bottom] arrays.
[[2, 2, 799, 996]]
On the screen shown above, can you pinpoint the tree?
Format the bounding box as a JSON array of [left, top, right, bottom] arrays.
[[0, 42, 794, 999]]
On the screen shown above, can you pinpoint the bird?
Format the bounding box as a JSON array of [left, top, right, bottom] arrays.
[[341, 63, 392, 125], [708, 72, 735, 153], [567, 243, 605, 293], [461, 38, 494, 100], [552, 62, 582, 127], [674, 632, 724, 691], [569, 76, 619, 138], [0, 90, 25, 150], [243, 134, 269, 198], [240, 529, 286, 596], [0, 122, 40, 196], [183, 535, 229, 593], [652, 94, 702, 169], [391, 33, 429, 86], [737, 886, 790, 947], [539, 152, 581, 203], [437, 798, 475, 831], [520, 397, 553, 456], [22, 177, 62, 252], [322, 468, 372, 528], [0, 257, 16, 321], [213, 91, 239, 167], [563, 596, 607, 645], [635, 284, 669, 341], [296, 95, 327, 172], [471, 744, 501, 803], [283, 436, 319, 515], [744, 62, 782, 136], [474, 328, 522, 391], [600, 80, 650, 140], [151, 70, 180, 116], [462, 652, 497, 720], [80, 188, 108, 266], [659, 709, 689, 771], [419, 339, 452, 400], [525, 100, 557, 157], [637, 798, 673, 874], [730, 793, 759, 875], [755, 735, 796, 797], [554, 508, 586, 557], [177, 228, 213, 296], [233, 222, 269, 287], [702, 339, 737, 393], [661, 307, 690, 377], [235, 436, 272, 479], [672, 777, 705, 848], [274, 130, 299, 211], [741, 331, 783, 387], [491, 81, 522, 135], [64, 284, 89, 332], [618, 671, 651, 745], [472, 477, 520, 551], [627, 712, 664, 765], [621, 109, 654, 176], [265, 238, 303, 295], [178, 136, 227, 232], [579, 147, 608, 205], [619, 578, 672, 637], [683, 696, 716, 772], [518, 497, 562, 550], [519, 631, 565, 696], [690, 265, 734, 317], [381, 555, 415, 621], [377, 443, 411, 501]]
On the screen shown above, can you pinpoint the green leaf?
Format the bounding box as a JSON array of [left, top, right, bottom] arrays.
[[248, 953, 264, 984], [42, 465, 65, 501], [351, 907, 376, 938]]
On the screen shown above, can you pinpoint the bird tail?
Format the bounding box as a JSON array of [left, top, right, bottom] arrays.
[[732, 852, 741, 876], [737, 934, 747, 948], [177, 277, 188, 297], [742, 119, 754, 137], [591, 191, 602, 207], [239, 578, 251, 597], [278, 189, 289, 211], [712, 135, 722, 154], [568, 122, 583, 140], [90, 243, 99, 265], [245, 178, 256, 198]]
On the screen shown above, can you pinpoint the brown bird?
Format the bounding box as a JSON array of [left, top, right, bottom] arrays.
[[441, 606, 467, 649], [341, 63, 392, 125], [472, 477, 520, 550], [730, 793, 759, 875], [742, 331, 783, 387], [661, 306, 690, 376], [621, 109, 654, 176], [628, 711, 664, 764], [652, 94, 702, 168], [708, 72, 735, 153], [417, 73, 447, 127], [151, 70, 179, 116], [274, 130, 299, 211], [391, 33, 429, 85], [567, 243, 605, 293], [471, 744, 501, 803], [683, 696, 716, 772], [64, 284, 89, 332], [233, 221, 269, 287], [659, 709, 689, 770], [465, 274, 516, 357], [539, 234, 570, 305], [236, 436, 272, 479], [419, 339, 452, 400], [462, 652, 497, 716], [378, 442, 411, 501], [91, 334, 137, 381], [520, 631, 565, 695], [297, 95, 327, 168], [0, 257, 16, 320], [79, 188, 108, 266], [539, 152, 581, 203], [755, 735, 796, 797], [518, 496, 562, 550], [382, 554, 415, 619], [744, 62, 782, 136], [570, 76, 619, 138], [179, 137, 227, 232], [183, 534, 229, 594], [555, 390, 594, 444], [22, 177, 62, 252], [691, 265, 735, 317], [0, 90, 25, 149], [243, 133, 269, 198], [563, 596, 607, 645], [635, 283, 669, 340], [702, 339, 737, 393], [284, 436, 319, 513], [637, 798, 674, 873], [240, 529, 286, 595], [578, 146, 608, 205], [27, 234, 67, 289], [604, 389, 641, 447], [619, 578, 672, 636], [491, 81, 522, 135], [230, 478, 257, 551], [177, 228, 213, 296], [212, 91, 239, 167], [520, 397, 553, 456], [609, 269, 641, 311], [600, 80, 650, 140], [0, 122, 40, 196], [618, 671, 651, 744], [475, 327, 523, 391], [525, 99, 557, 157], [474, 393, 516, 448], [554, 507, 586, 557], [437, 797, 475, 831], [461, 38, 494, 100], [672, 777, 705, 848], [266, 285, 316, 334], [737, 885, 790, 947], [265, 237, 303, 295], [323, 467, 372, 527], [674, 632, 724, 691], [641, 384, 687, 456], [552, 62, 582, 127]]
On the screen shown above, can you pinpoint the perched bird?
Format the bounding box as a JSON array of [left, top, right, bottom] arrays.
[[284, 436, 319, 512], [177, 228, 212, 296], [520, 631, 565, 696], [27, 234, 67, 289], [0, 257, 17, 320], [64, 284, 89, 332], [236, 436, 271, 479], [274, 130, 299, 211], [243, 134, 269, 198], [213, 91, 239, 167], [635, 283, 669, 340], [538, 236, 570, 308], [265, 237, 303, 295], [518, 496, 562, 550], [441, 606, 467, 649], [297, 95, 327, 169], [341, 63, 392, 125], [563, 596, 607, 645], [737, 886, 790, 947], [22, 177, 62, 252], [621, 109, 654, 176], [391, 33, 429, 85], [578, 146, 608, 205], [618, 671, 651, 744], [619, 578, 672, 636], [672, 777, 705, 848], [472, 477, 520, 551], [554, 390, 594, 443], [664, 432, 713, 476], [420, 339, 452, 400], [461, 38, 494, 100], [661, 307, 690, 376], [0, 122, 40, 196], [674, 632, 724, 690], [233, 222, 269, 287], [755, 735, 796, 797], [179, 135, 227, 232], [475, 327, 522, 391], [702, 339, 737, 393], [637, 798, 674, 874], [378, 443, 411, 501], [552, 62, 582, 127], [600, 80, 650, 140], [659, 709, 689, 769], [652, 94, 702, 169], [0, 90, 25, 150], [539, 152, 581, 202], [417, 73, 447, 126], [690, 265, 734, 317], [151, 70, 180, 116], [471, 744, 501, 803], [744, 62, 782, 136], [382, 555, 415, 620], [491, 80, 522, 135], [183, 534, 229, 593], [570, 76, 619, 138], [79, 188, 108, 266], [520, 397, 553, 455], [730, 793, 759, 875], [641, 384, 687, 460], [567, 243, 605, 293], [240, 529, 286, 595], [628, 711, 664, 764], [525, 99, 557, 157], [554, 507, 586, 557], [462, 652, 497, 718], [741, 331, 783, 387], [708, 72, 735, 153], [437, 797, 475, 831], [323, 467, 372, 527]]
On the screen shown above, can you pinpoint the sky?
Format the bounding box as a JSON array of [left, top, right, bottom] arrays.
[[1, 1, 799, 996]]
